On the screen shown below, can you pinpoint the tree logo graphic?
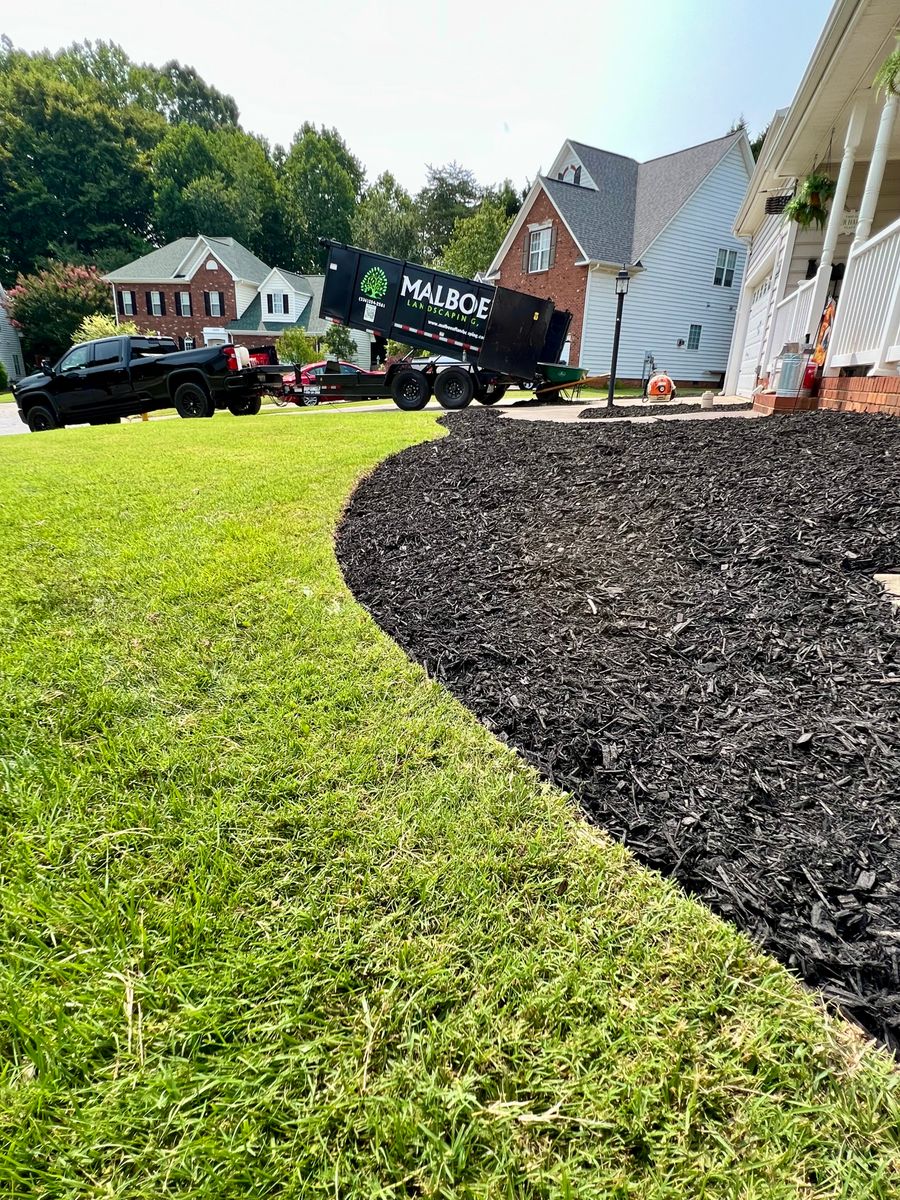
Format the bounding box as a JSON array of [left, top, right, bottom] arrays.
[[360, 267, 388, 300]]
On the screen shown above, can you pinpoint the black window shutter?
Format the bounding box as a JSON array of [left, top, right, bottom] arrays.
[[174, 293, 182, 317], [130, 291, 137, 314], [117, 291, 124, 315], [204, 292, 211, 316], [549, 225, 557, 268], [282, 293, 289, 314], [266, 293, 273, 314], [160, 294, 167, 316], [145, 291, 152, 315], [522, 235, 529, 272], [218, 292, 226, 316]]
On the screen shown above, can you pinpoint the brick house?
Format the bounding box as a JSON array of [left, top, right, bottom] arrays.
[[103, 235, 370, 364], [487, 134, 754, 386]]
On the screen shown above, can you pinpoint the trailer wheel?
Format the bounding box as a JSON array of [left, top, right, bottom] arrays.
[[476, 386, 508, 406], [392, 368, 430, 411], [227, 395, 262, 416], [434, 367, 474, 410]]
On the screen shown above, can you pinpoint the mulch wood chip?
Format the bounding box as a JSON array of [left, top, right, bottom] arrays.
[[579, 401, 753, 419], [336, 409, 900, 1051]]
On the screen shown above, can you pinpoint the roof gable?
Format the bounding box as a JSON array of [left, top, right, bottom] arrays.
[[104, 235, 273, 285], [541, 172, 637, 264], [632, 132, 746, 259]]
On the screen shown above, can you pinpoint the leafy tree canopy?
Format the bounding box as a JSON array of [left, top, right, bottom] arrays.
[[352, 172, 421, 261], [416, 162, 480, 263], [440, 201, 513, 280], [280, 124, 362, 272]]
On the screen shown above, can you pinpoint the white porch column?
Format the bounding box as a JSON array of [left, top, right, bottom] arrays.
[[807, 100, 867, 341], [853, 92, 899, 248], [723, 271, 753, 394]]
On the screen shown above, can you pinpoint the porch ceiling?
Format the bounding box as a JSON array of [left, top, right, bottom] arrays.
[[774, 0, 900, 178]]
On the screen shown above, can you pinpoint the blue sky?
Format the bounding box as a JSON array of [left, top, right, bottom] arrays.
[[5, 0, 833, 191]]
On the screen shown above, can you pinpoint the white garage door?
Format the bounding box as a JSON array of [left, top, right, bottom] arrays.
[[737, 277, 773, 396]]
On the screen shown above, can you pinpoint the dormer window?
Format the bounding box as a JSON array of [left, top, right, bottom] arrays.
[[558, 163, 582, 185]]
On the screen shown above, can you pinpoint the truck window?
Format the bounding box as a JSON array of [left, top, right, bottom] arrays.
[[58, 344, 93, 373], [130, 337, 177, 358], [92, 339, 122, 367]]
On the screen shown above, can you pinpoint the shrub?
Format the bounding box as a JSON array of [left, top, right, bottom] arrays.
[[4, 263, 113, 362], [275, 327, 317, 366], [323, 323, 356, 361], [73, 314, 140, 342], [0, 360, 8, 391]]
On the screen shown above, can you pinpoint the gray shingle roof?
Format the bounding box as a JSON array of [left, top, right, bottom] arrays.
[[632, 133, 743, 259], [105, 235, 273, 284], [104, 238, 199, 282], [540, 133, 743, 265]]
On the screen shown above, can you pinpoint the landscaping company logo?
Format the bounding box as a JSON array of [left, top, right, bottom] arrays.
[[360, 266, 388, 300]]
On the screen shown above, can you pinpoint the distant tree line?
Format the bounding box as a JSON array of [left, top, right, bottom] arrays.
[[0, 36, 522, 295]]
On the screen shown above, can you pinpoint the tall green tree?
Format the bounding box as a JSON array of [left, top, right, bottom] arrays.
[[151, 124, 286, 263], [279, 124, 361, 272], [352, 172, 421, 260], [439, 201, 512, 280], [416, 163, 480, 263], [0, 63, 154, 284]]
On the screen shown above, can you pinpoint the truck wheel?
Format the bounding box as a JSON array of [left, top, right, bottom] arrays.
[[227, 395, 262, 416], [26, 404, 60, 432], [434, 367, 474, 410], [392, 368, 430, 411], [174, 381, 214, 419], [476, 386, 508, 406]]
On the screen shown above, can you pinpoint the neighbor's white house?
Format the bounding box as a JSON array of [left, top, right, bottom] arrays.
[[487, 132, 754, 386], [723, 0, 900, 415], [0, 285, 25, 382]]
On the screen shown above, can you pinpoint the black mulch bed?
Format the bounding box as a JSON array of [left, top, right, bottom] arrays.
[[336, 409, 900, 1051], [579, 401, 753, 419]]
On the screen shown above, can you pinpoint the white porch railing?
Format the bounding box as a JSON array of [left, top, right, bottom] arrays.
[[828, 215, 900, 370], [768, 277, 816, 367]]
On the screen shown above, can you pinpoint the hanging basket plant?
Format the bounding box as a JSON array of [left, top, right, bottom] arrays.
[[874, 37, 900, 97], [784, 170, 836, 229]]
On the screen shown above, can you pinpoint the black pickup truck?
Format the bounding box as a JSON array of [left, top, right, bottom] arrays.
[[13, 335, 286, 431]]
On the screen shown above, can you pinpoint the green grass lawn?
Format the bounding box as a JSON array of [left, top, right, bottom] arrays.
[[0, 390, 14, 403], [0, 413, 898, 1198]]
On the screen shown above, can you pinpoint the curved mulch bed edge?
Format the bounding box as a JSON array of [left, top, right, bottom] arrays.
[[336, 408, 900, 1051], [579, 401, 753, 419]]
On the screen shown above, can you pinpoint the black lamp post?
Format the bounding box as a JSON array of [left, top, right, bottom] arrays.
[[606, 266, 631, 407]]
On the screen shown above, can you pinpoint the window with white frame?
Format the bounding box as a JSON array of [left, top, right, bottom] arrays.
[[713, 248, 737, 287], [175, 291, 192, 317], [148, 290, 165, 317], [528, 226, 551, 273], [120, 290, 135, 316], [207, 291, 223, 317], [266, 293, 289, 315], [688, 323, 702, 350]]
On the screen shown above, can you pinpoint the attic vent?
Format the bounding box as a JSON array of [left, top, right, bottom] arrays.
[[765, 193, 793, 215]]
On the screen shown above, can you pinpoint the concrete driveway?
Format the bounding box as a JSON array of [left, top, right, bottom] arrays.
[[0, 404, 25, 436]]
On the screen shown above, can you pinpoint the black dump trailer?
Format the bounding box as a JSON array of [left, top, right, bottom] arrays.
[[317, 240, 571, 410]]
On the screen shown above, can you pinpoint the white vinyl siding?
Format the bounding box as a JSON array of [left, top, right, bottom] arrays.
[[580, 142, 750, 382], [0, 288, 25, 381], [528, 227, 551, 272], [234, 281, 258, 319]]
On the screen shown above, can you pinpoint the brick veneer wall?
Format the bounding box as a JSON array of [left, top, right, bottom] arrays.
[[752, 374, 900, 416], [115, 277, 237, 345], [495, 189, 588, 364], [818, 374, 900, 417]]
